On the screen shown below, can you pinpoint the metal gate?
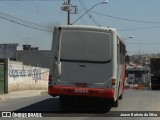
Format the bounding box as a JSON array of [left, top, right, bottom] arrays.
[[0, 63, 5, 94]]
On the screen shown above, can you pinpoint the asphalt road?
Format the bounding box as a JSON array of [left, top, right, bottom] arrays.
[[0, 90, 160, 120]]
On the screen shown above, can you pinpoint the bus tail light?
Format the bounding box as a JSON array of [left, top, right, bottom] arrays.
[[112, 77, 116, 85]]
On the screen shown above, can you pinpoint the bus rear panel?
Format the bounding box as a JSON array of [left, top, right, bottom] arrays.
[[48, 25, 126, 107]]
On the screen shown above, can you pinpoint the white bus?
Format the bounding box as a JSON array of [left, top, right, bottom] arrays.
[[48, 25, 126, 107]]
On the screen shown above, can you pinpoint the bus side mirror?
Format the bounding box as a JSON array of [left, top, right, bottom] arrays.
[[55, 62, 61, 77]]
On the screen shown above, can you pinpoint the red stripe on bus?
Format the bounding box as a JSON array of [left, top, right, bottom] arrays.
[[119, 63, 126, 96], [122, 64, 126, 81], [48, 86, 115, 99]]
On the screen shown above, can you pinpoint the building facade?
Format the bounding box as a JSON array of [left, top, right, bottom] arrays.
[[0, 44, 19, 60]]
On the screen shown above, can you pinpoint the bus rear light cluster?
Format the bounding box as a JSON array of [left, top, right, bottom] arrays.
[[112, 77, 116, 85]]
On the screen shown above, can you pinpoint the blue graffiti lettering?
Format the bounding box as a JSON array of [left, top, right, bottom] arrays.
[[9, 65, 42, 81]]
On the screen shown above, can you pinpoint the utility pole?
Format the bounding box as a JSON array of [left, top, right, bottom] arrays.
[[61, 0, 78, 25], [61, 0, 72, 25], [67, 0, 70, 25]]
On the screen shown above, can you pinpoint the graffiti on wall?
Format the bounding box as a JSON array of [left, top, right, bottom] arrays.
[[9, 65, 49, 81]]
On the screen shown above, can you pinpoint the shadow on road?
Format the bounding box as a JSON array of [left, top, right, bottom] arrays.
[[14, 97, 112, 115]]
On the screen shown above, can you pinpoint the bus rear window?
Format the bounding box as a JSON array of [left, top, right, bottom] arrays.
[[60, 30, 111, 62]]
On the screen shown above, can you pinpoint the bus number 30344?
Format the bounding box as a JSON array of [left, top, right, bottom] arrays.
[[74, 89, 88, 93]]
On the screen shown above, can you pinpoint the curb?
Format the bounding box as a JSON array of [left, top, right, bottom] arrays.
[[0, 90, 48, 101], [40, 90, 48, 95]]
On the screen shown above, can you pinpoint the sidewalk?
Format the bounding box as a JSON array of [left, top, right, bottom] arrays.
[[0, 90, 48, 101]]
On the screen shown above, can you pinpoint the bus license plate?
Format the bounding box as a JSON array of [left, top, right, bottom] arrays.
[[74, 89, 88, 93]]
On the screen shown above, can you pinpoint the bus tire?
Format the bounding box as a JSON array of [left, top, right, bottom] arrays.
[[119, 94, 123, 100], [113, 99, 118, 107]]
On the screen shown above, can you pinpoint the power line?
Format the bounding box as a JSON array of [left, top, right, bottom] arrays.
[[3, 2, 37, 13], [76, 9, 160, 31], [90, 11, 160, 25], [0, 11, 48, 28], [0, 11, 53, 32], [3, 1, 60, 16], [89, 10, 160, 31], [119, 26, 160, 31], [0, 15, 52, 32], [2, 2, 160, 32], [78, 0, 99, 25]]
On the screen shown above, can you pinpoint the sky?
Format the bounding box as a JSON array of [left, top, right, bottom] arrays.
[[0, 0, 160, 55]]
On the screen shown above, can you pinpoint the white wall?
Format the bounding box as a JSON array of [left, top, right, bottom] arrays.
[[7, 60, 49, 92]]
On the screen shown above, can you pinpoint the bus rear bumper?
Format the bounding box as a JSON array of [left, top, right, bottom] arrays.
[[48, 86, 115, 99]]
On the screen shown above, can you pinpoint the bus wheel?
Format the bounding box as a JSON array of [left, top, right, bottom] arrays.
[[113, 98, 119, 107], [119, 94, 123, 100]]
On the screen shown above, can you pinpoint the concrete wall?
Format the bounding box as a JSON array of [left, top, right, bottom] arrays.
[[16, 50, 51, 69], [7, 60, 49, 92]]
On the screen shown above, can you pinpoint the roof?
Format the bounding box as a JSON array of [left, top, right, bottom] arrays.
[[55, 24, 117, 32]]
